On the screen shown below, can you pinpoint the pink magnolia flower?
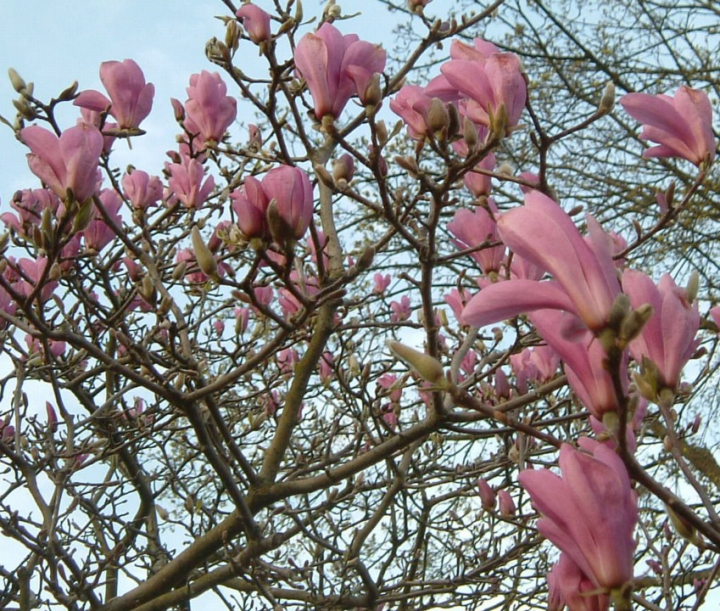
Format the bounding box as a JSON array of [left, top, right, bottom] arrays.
[[377, 373, 403, 403], [231, 175, 270, 240], [476, 478, 496, 511], [262, 165, 314, 240], [519, 439, 637, 591], [497, 489, 516, 517], [22, 124, 103, 202], [319, 352, 334, 385], [83, 189, 122, 252], [167, 157, 215, 209], [373, 273, 391, 295], [1, 189, 60, 237], [462, 191, 621, 333], [74, 59, 154, 130], [122, 170, 163, 209], [236, 4, 272, 44], [547, 554, 610, 611], [14, 257, 57, 302], [622, 269, 700, 391], [235, 306, 250, 334], [390, 85, 437, 139], [440, 40, 526, 131], [447, 203, 504, 274], [232, 166, 313, 241], [184, 71, 237, 145], [532, 310, 627, 419], [463, 152, 496, 197], [620, 86, 716, 166], [390, 295, 412, 322], [294, 23, 386, 119]]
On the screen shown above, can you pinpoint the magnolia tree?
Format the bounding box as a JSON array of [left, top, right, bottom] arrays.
[[1, 0, 719, 610]]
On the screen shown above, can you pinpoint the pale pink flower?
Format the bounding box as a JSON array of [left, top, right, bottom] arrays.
[[622, 269, 700, 391], [519, 439, 637, 591], [236, 4, 272, 44], [448, 203, 504, 274], [497, 490, 516, 517], [167, 157, 215, 209], [547, 554, 610, 611], [294, 23, 386, 119], [74, 59, 154, 130], [532, 310, 627, 419], [463, 191, 620, 333], [122, 170, 163, 209], [184, 71, 237, 145], [621, 86, 716, 166], [22, 124, 103, 202], [476, 478, 496, 511]]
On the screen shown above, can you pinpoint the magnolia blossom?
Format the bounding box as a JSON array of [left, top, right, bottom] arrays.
[[519, 439, 637, 591], [440, 44, 526, 131], [22, 124, 103, 202], [74, 59, 154, 130], [463, 191, 620, 333], [83, 189, 122, 252], [447, 202, 504, 274], [621, 86, 716, 166], [548, 554, 610, 611], [183, 71, 237, 145], [622, 269, 700, 391], [532, 310, 627, 419], [294, 23, 386, 119], [122, 170, 163, 209], [167, 157, 215, 209], [236, 3, 272, 44]]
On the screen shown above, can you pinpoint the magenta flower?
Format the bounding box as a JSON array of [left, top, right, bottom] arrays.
[[74, 59, 154, 130], [262, 165, 314, 240], [462, 191, 620, 333], [294, 23, 386, 119], [389, 85, 436, 139], [621, 86, 716, 166], [184, 71, 237, 145], [373, 273, 391, 295], [122, 170, 163, 209], [476, 478, 496, 511], [440, 40, 526, 130], [83, 189, 122, 252], [519, 439, 637, 591], [447, 203, 504, 274], [167, 157, 215, 209], [236, 4, 272, 44], [463, 152, 496, 197], [497, 490, 516, 517], [622, 269, 700, 391], [531, 310, 627, 419], [231, 175, 270, 240], [22, 124, 103, 202], [547, 554, 610, 611]]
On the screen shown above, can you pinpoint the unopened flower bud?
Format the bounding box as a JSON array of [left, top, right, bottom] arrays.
[[332, 154, 355, 189], [497, 490, 516, 517], [191, 226, 218, 278], [58, 81, 79, 102], [620, 303, 653, 343], [387, 341, 446, 386], [375, 120, 389, 146], [476, 478, 496, 511], [363, 73, 383, 108], [427, 98, 449, 137], [686, 270, 699, 303], [463, 117, 478, 151], [599, 82, 616, 114], [8, 68, 26, 93], [666, 504, 698, 545]]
